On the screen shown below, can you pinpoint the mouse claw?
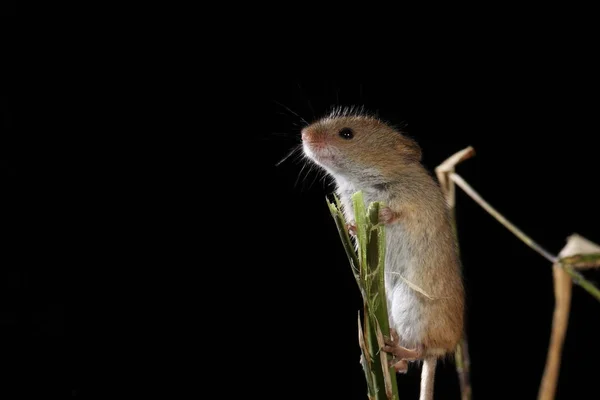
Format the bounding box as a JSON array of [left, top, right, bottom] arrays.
[[383, 344, 420, 361], [383, 329, 422, 361], [379, 207, 399, 224], [390, 359, 408, 374], [385, 328, 400, 345], [347, 221, 357, 236]]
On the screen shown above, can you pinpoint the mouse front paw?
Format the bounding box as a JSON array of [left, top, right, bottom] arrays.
[[347, 221, 357, 236], [379, 207, 400, 225]]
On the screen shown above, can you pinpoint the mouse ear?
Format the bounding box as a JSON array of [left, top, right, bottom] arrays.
[[398, 137, 422, 162]]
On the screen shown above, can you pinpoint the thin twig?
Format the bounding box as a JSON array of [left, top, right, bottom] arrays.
[[449, 173, 558, 263], [435, 146, 476, 208], [450, 172, 600, 301], [454, 337, 471, 400], [435, 147, 476, 400]]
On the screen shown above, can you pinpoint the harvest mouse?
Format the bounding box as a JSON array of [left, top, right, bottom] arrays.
[[301, 107, 465, 400]]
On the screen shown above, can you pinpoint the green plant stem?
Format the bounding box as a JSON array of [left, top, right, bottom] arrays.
[[365, 201, 398, 399], [560, 253, 600, 270], [563, 266, 600, 301], [327, 199, 360, 285], [364, 299, 387, 399], [353, 194, 399, 400], [327, 193, 399, 399]]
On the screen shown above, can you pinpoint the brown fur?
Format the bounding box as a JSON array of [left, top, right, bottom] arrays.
[[302, 112, 465, 400]]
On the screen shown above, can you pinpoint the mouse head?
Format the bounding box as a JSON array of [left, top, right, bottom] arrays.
[[301, 111, 421, 184]]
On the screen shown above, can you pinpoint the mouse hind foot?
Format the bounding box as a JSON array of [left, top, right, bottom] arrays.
[[383, 329, 423, 374]]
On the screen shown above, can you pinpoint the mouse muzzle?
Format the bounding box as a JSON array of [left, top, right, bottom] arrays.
[[301, 126, 335, 165]]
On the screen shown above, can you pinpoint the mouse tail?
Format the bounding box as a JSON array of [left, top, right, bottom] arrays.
[[419, 356, 437, 400]]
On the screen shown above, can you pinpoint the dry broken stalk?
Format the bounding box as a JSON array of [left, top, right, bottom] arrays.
[[539, 264, 571, 400], [438, 148, 600, 400], [538, 235, 600, 400], [435, 146, 475, 400]]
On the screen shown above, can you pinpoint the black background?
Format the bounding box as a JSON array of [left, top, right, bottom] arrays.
[[3, 2, 599, 397], [6, 71, 600, 398]]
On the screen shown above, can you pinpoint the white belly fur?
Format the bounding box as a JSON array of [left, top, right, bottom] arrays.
[[384, 223, 424, 349]]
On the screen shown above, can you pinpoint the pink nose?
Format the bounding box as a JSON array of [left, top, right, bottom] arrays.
[[301, 128, 309, 141]]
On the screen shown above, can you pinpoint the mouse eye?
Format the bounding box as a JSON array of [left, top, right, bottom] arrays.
[[338, 128, 354, 140]]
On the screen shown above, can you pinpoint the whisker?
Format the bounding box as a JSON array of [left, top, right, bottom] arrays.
[[273, 100, 308, 125], [300, 163, 315, 190], [292, 151, 306, 164], [269, 132, 297, 138], [319, 171, 330, 185], [322, 171, 333, 188], [308, 166, 320, 189], [275, 145, 302, 167], [294, 161, 309, 189], [297, 82, 316, 121], [305, 163, 317, 184]]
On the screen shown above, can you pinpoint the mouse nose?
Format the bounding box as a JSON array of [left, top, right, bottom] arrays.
[[301, 128, 309, 141], [301, 127, 316, 142]]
